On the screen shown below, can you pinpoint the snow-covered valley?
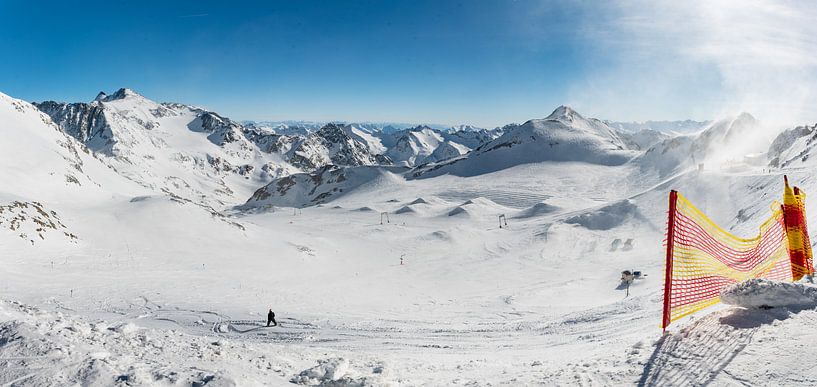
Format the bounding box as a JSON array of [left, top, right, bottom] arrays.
[[3, 88, 817, 386]]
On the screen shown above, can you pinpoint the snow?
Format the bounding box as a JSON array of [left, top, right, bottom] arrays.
[[721, 279, 817, 308], [6, 88, 817, 385], [411, 106, 638, 179], [564, 200, 640, 230]]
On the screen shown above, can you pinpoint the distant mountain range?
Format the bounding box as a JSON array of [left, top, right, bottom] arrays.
[[0, 87, 791, 210]]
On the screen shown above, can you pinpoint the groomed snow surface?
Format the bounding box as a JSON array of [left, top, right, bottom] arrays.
[[4, 89, 817, 385]]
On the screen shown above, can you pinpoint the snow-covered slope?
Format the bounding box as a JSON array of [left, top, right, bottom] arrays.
[[244, 165, 408, 208], [634, 112, 767, 177], [618, 128, 670, 150], [10, 85, 817, 385], [37, 89, 298, 207], [383, 125, 448, 166], [0, 92, 152, 200], [0, 92, 150, 245], [767, 124, 817, 168]]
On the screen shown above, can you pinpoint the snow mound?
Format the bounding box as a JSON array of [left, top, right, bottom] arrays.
[[291, 357, 389, 386], [395, 205, 417, 214], [355, 206, 375, 212], [448, 206, 470, 217], [514, 201, 559, 219], [721, 279, 817, 308], [564, 200, 638, 230], [426, 230, 451, 241], [409, 197, 430, 205], [461, 197, 508, 209], [292, 357, 350, 385], [447, 197, 511, 218]]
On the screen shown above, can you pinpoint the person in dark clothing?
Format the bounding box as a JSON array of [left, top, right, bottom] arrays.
[[267, 309, 277, 327]]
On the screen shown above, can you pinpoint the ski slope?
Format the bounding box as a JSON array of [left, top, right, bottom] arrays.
[[3, 89, 817, 385]]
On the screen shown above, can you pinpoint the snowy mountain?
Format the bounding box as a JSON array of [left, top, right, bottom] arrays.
[[372, 125, 499, 167], [283, 123, 388, 170], [634, 112, 766, 177], [245, 105, 645, 208], [35, 89, 298, 207], [0, 92, 145, 200], [243, 120, 326, 136], [411, 106, 637, 178], [606, 119, 709, 135], [617, 128, 671, 150], [34, 90, 505, 209], [244, 165, 408, 208], [442, 127, 503, 149], [767, 124, 817, 168], [0, 92, 149, 245], [382, 125, 447, 166]]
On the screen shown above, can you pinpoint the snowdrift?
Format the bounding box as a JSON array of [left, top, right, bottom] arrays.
[[0, 301, 252, 386], [721, 279, 817, 309], [514, 201, 559, 219], [564, 200, 639, 230], [446, 197, 511, 218]]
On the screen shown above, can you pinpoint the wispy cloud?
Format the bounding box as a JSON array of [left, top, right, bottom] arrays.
[[568, 0, 817, 125], [178, 13, 209, 18]]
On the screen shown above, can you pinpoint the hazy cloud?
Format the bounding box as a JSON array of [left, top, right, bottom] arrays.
[[569, 0, 817, 125]]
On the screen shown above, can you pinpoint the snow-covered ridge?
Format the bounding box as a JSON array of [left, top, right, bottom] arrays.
[[410, 105, 637, 178], [633, 112, 768, 177], [606, 119, 709, 135]]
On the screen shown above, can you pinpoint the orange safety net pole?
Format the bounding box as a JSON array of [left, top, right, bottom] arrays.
[[662, 190, 678, 332]]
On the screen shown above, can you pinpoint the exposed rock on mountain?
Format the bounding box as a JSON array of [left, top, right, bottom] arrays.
[[244, 165, 407, 208], [767, 124, 816, 168]]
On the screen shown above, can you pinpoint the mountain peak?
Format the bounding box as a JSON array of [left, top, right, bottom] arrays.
[[97, 88, 143, 102], [546, 105, 582, 122], [735, 112, 756, 123], [408, 125, 434, 132], [316, 122, 348, 138]]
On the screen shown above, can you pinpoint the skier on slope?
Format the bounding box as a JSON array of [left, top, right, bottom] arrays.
[[267, 309, 277, 327]]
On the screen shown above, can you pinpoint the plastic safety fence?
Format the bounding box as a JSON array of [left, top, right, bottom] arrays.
[[782, 177, 814, 280], [661, 178, 813, 330]]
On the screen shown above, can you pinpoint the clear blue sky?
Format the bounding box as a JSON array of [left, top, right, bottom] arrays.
[[1, 1, 813, 127]]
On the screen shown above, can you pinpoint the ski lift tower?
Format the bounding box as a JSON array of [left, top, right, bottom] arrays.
[[380, 212, 390, 225], [499, 214, 508, 228]]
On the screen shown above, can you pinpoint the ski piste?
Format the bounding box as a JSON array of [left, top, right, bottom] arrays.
[[3, 87, 817, 384]]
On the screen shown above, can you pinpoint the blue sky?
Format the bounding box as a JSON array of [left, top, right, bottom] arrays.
[[2, 1, 816, 127]]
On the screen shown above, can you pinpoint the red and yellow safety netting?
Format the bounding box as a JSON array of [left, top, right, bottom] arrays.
[[662, 176, 814, 329]]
